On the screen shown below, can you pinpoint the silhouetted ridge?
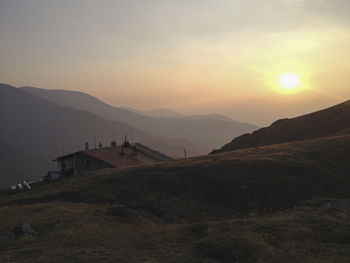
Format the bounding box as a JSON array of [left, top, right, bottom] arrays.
[[213, 100, 350, 153], [0, 84, 209, 186], [20, 86, 257, 148]]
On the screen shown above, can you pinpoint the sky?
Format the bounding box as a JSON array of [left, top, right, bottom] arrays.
[[1, 0, 350, 126]]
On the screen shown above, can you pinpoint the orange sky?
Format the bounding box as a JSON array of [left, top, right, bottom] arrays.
[[1, 0, 350, 125]]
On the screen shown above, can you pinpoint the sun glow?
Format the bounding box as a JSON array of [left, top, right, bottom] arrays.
[[265, 61, 312, 95], [280, 73, 300, 90]]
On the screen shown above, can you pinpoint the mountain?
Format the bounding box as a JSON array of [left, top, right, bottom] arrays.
[[0, 84, 210, 187], [179, 113, 234, 122], [213, 100, 350, 153], [20, 86, 257, 148], [122, 107, 183, 118], [124, 107, 234, 121], [1, 133, 350, 262]]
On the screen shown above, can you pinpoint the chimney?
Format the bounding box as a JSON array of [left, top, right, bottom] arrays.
[[111, 141, 117, 148], [123, 134, 130, 147], [85, 142, 89, 150]]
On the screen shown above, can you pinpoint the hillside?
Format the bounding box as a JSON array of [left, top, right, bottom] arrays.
[[213, 99, 350, 153], [20, 86, 257, 148], [4, 133, 350, 216], [1, 134, 350, 262], [0, 84, 209, 187]]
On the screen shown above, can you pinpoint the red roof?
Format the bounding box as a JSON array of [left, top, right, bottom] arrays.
[[82, 146, 157, 168]]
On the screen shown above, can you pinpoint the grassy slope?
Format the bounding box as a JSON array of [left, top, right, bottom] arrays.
[[214, 100, 350, 153], [1, 201, 350, 263], [1, 134, 350, 262]]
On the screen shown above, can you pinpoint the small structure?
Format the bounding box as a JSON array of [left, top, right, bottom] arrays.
[[9, 181, 33, 192], [53, 141, 172, 176], [22, 181, 31, 190], [43, 171, 60, 182]]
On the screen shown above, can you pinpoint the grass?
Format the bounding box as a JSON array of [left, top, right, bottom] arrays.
[[1, 134, 350, 262], [1, 201, 350, 262]]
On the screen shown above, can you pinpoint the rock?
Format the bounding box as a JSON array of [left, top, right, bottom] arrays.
[[0, 233, 14, 248], [11, 223, 36, 238]]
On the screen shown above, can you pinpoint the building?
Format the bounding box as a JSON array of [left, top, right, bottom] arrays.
[[53, 141, 172, 176]]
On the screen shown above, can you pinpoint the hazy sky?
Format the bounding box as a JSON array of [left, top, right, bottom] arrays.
[[1, 0, 350, 125]]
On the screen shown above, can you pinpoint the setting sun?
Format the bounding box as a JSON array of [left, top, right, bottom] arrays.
[[280, 73, 300, 90]]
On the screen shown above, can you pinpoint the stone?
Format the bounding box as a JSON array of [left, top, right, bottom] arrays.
[[11, 223, 36, 238]]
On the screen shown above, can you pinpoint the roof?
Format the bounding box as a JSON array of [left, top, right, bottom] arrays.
[[134, 143, 173, 161], [83, 146, 157, 168], [54, 143, 171, 168]]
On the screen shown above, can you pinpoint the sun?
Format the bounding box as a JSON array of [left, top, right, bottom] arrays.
[[267, 62, 309, 94], [280, 73, 300, 90]]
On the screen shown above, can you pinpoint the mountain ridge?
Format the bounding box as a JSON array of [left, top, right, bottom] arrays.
[[123, 106, 235, 121], [20, 86, 257, 148], [213, 99, 350, 153], [0, 84, 210, 186]]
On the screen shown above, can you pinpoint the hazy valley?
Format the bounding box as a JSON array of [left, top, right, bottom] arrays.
[[21, 86, 257, 149]]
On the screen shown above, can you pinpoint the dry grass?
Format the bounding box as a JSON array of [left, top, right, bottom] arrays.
[[1, 134, 350, 262], [1, 201, 350, 262]]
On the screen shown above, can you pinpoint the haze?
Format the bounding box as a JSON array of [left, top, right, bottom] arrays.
[[1, 0, 350, 125]]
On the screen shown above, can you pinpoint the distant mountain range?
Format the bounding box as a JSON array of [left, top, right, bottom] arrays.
[[123, 107, 234, 121], [0, 84, 210, 186], [213, 99, 350, 153], [20, 86, 257, 148], [5, 82, 348, 187]]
